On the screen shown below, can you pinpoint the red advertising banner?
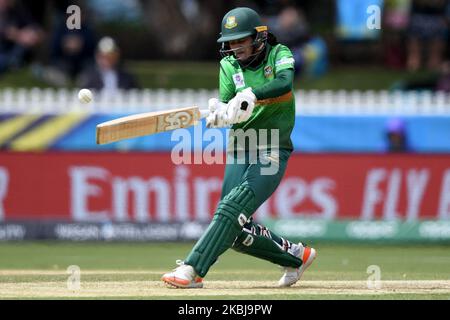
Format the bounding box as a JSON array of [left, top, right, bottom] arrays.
[[0, 152, 449, 222]]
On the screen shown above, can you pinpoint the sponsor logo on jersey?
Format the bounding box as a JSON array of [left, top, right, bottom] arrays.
[[264, 65, 273, 78], [275, 57, 295, 67], [232, 72, 245, 88], [225, 16, 237, 29]]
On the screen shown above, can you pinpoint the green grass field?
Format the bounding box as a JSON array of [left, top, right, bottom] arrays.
[[0, 62, 436, 91], [0, 242, 449, 300]]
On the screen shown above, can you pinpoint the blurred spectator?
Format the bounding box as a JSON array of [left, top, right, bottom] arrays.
[[385, 118, 410, 152], [436, 60, 450, 91], [406, 0, 449, 72], [35, 16, 97, 86], [78, 37, 139, 93], [138, 0, 225, 59], [267, 6, 309, 47], [0, 0, 43, 75], [382, 0, 411, 69], [266, 6, 328, 78]]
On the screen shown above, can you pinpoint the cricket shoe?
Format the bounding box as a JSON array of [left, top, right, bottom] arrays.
[[161, 260, 203, 288], [278, 242, 317, 287]]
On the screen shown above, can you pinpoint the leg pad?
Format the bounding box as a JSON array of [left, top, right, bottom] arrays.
[[185, 185, 255, 277]]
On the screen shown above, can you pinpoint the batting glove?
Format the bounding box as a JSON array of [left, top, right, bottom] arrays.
[[206, 98, 230, 128], [226, 87, 256, 124]]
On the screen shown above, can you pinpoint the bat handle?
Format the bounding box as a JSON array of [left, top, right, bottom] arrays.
[[199, 109, 210, 119]]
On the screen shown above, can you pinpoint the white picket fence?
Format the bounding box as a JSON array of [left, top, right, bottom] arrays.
[[0, 88, 450, 115]]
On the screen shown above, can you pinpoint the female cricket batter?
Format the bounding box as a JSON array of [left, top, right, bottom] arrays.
[[162, 7, 316, 288]]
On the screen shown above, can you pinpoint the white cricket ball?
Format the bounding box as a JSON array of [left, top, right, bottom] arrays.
[[78, 88, 93, 104]]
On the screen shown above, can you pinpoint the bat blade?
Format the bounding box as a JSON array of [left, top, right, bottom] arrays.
[[96, 106, 208, 145]]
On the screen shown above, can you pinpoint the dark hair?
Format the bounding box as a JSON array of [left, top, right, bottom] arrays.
[[250, 31, 278, 46], [267, 32, 278, 46]]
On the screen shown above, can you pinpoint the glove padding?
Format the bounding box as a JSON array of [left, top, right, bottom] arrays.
[[226, 87, 256, 124], [206, 98, 229, 128]]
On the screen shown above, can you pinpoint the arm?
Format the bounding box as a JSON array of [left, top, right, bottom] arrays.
[[206, 62, 235, 128], [212, 67, 295, 126], [219, 63, 235, 103], [252, 68, 294, 100], [253, 44, 296, 101]]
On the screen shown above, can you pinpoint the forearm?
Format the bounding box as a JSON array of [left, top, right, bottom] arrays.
[[252, 68, 294, 100]]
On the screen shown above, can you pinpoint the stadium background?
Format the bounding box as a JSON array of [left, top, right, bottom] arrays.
[[0, 0, 449, 300]]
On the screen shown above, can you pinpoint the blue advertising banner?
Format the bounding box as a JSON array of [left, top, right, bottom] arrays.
[[0, 113, 449, 152]]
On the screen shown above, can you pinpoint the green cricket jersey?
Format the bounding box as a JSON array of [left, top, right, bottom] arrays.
[[219, 43, 296, 152]]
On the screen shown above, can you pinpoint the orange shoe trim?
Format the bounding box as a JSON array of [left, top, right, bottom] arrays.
[[195, 277, 203, 283], [162, 276, 190, 286], [302, 247, 312, 263]]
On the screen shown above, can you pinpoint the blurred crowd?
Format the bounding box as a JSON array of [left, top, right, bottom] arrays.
[[0, 0, 329, 91], [1, 0, 450, 93], [0, 0, 141, 92], [383, 0, 450, 91], [383, 0, 449, 72], [0, 0, 43, 75]]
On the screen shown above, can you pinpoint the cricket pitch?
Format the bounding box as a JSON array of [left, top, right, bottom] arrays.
[[1, 270, 450, 299]]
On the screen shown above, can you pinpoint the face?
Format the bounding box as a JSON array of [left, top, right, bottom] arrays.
[[228, 36, 254, 61], [62, 34, 84, 55], [96, 52, 119, 70]]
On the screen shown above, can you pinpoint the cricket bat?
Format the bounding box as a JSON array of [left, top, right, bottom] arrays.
[[96, 106, 210, 144]]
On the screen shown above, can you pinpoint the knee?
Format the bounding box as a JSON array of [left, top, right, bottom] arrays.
[[215, 185, 256, 229]]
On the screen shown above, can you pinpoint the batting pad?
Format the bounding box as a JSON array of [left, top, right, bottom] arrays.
[[185, 185, 255, 277], [233, 228, 302, 268]]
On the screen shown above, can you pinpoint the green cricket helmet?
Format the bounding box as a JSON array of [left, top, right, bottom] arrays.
[[218, 7, 268, 61]]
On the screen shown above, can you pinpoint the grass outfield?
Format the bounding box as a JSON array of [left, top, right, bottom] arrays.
[[0, 242, 449, 299], [0, 63, 436, 91]]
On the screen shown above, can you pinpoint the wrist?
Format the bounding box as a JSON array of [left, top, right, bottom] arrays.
[[250, 87, 263, 100], [240, 87, 256, 102]]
